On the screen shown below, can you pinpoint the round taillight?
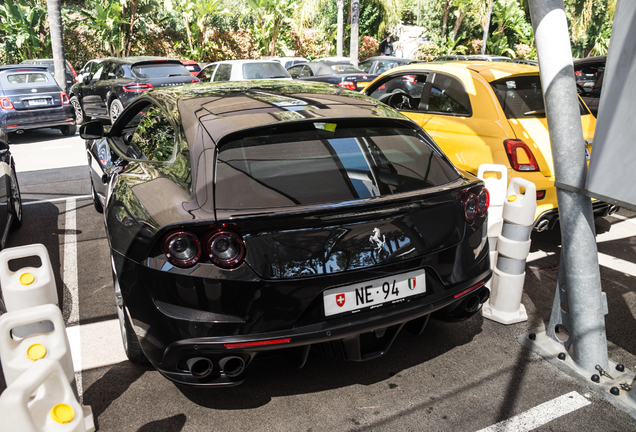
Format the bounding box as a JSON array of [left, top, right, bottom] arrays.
[[461, 192, 478, 223], [206, 230, 245, 269], [163, 231, 201, 268], [477, 188, 490, 216]]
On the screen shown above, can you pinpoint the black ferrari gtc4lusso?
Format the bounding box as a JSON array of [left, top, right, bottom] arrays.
[[81, 80, 491, 386]]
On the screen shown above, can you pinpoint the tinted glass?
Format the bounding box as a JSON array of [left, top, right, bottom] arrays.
[[427, 74, 471, 115], [127, 106, 175, 162], [7, 73, 49, 84], [215, 122, 459, 209], [213, 64, 232, 81], [359, 61, 373, 73], [369, 74, 428, 110], [197, 64, 216, 82], [287, 65, 304, 78], [91, 63, 105, 81], [242, 62, 290, 79], [184, 64, 201, 73], [491, 75, 588, 118], [131, 64, 191, 78]]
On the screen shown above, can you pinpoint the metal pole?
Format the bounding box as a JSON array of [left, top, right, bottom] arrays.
[[350, 0, 359, 66], [528, 0, 608, 372]]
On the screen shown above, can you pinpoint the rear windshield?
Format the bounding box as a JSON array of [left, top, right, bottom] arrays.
[[242, 63, 290, 79], [7, 73, 49, 84], [491, 75, 588, 118], [184, 64, 201, 73], [131, 63, 191, 78], [215, 122, 459, 209]]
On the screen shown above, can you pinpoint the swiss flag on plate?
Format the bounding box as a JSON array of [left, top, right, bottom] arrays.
[[336, 293, 345, 307]]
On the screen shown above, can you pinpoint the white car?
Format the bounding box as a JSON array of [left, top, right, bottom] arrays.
[[196, 60, 292, 82]]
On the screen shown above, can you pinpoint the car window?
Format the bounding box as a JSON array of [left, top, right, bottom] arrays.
[[131, 64, 191, 78], [242, 62, 290, 79], [215, 121, 459, 209], [115, 66, 125, 79], [91, 63, 106, 81], [6, 73, 49, 84], [287, 65, 304, 79], [359, 61, 373, 73], [427, 73, 471, 115], [125, 106, 176, 162], [213, 64, 232, 82], [197, 64, 217, 82], [105, 62, 117, 80], [368, 74, 428, 111], [376, 61, 398, 74]]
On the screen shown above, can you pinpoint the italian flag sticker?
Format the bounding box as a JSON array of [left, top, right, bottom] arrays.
[[408, 277, 416, 290]]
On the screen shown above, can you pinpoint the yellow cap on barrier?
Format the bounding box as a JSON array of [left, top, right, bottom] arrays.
[[508, 195, 517, 202], [26, 343, 47, 361], [50, 403, 75, 424], [19, 272, 35, 285]]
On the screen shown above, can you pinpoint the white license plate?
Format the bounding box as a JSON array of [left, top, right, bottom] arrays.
[[323, 269, 426, 316], [28, 99, 48, 106]]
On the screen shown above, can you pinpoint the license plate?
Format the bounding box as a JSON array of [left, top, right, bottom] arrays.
[[323, 269, 426, 316], [27, 99, 48, 106]]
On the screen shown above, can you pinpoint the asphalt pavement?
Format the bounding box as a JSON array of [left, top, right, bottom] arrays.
[[1, 128, 636, 431]]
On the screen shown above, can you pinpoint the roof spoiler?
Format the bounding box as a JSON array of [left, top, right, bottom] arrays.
[[0, 65, 48, 72], [131, 59, 183, 67]]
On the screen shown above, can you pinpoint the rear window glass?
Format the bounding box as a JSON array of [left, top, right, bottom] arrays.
[[131, 64, 191, 78], [242, 63, 290, 79], [215, 122, 459, 209], [184, 64, 201, 73], [7, 73, 49, 84], [491, 75, 588, 118]]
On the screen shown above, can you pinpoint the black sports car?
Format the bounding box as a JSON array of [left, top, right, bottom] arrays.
[[69, 56, 198, 125], [0, 65, 76, 142], [287, 61, 377, 91], [81, 81, 491, 387]]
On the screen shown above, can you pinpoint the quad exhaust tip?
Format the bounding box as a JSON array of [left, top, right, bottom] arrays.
[[186, 357, 213, 378], [219, 356, 245, 378]]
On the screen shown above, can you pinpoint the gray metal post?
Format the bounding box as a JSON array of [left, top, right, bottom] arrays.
[[349, 0, 359, 66], [528, 0, 608, 372]]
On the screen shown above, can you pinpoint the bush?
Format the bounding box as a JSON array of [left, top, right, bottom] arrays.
[[413, 41, 441, 62], [359, 36, 378, 61], [290, 29, 332, 60]]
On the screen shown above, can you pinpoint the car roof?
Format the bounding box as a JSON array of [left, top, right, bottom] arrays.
[[361, 56, 421, 62], [151, 81, 407, 146], [573, 55, 606, 66], [108, 56, 182, 65], [393, 61, 539, 82], [0, 64, 48, 72], [210, 60, 284, 65]]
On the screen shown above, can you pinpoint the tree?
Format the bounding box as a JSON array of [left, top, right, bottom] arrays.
[[336, 0, 344, 56], [46, 0, 66, 93], [0, 0, 48, 62], [350, 0, 359, 63], [245, 0, 296, 56]]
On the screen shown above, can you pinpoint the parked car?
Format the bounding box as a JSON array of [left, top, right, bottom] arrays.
[[180, 59, 201, 76], [287, 61, 377, 91], [0, 65, 76, 141], [69, 57, 198, 125], [574, 55, 606, 117], [435, 54, 514, 62], [0, 139, 22, 255], [358, 56, 423, 75], [196, 60, 292, 82], [75, 58, 106, 83], [363, 62, 617, 230], [81, 80, 492, 386], [20, 58, 77, 90]]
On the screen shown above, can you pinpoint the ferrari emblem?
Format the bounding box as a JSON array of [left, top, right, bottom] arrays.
[[369, 227, 386, 251], [336, 293, 345, 307]]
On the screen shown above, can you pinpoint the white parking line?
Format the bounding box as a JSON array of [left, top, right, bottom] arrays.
[[476, 391, 591, 432], [62, 197, 83, 402], [24, 195, 92, 206]]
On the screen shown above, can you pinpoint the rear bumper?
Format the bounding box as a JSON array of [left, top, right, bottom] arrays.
[[0, 105, 75, 132], [533, 200, 619, 232]]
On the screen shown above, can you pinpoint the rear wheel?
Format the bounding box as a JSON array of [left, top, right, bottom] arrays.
[[114, 271, 148, 364], [109, 99, 124, 124], [60, 124, 77, 136], [70, 96, 89, 125]]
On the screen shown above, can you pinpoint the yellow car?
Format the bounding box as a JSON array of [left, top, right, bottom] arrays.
[[363, 61, 617, 231]]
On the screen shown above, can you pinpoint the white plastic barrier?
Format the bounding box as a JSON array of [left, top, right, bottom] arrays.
[[477, 164, 508, 289], [0, 304, 74, 387], [0, 244, 57, 311], [0, 359, 94, 432], [482, 177, 537, 324]]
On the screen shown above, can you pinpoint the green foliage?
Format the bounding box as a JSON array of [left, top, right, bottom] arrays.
[[290, 29, 332, 60], [359, 36, 379, 61], [0, 0, 49, 63]]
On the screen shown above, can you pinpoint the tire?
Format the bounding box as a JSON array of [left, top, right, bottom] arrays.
[[114, 272, 148, 364], [60, 124, 77, 136], [90, 179, 103, 213], [9, 170, 22, 230], [109, 99, 124, 124], [70, 96, 89, 125]]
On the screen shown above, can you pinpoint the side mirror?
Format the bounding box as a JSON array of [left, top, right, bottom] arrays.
[[82, 75, 90, 84], [80, 121, 104, 140]]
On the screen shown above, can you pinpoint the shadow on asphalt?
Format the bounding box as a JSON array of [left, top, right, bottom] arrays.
[[174, 315, 484, 410], [137, 414, 186, 432], [4, 129, 76, 145]]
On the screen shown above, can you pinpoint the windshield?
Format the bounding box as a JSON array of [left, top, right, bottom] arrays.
[[242, 62, 290, 79], [215, 122, 459, 209], [491, 75, 588, 118], [132, 63, 191, 78]]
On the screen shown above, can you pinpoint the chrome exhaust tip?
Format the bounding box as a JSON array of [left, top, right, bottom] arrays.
[[186, 357, 213, 378], [219, 356, 246, 378], [534, 219, 550, 232]]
